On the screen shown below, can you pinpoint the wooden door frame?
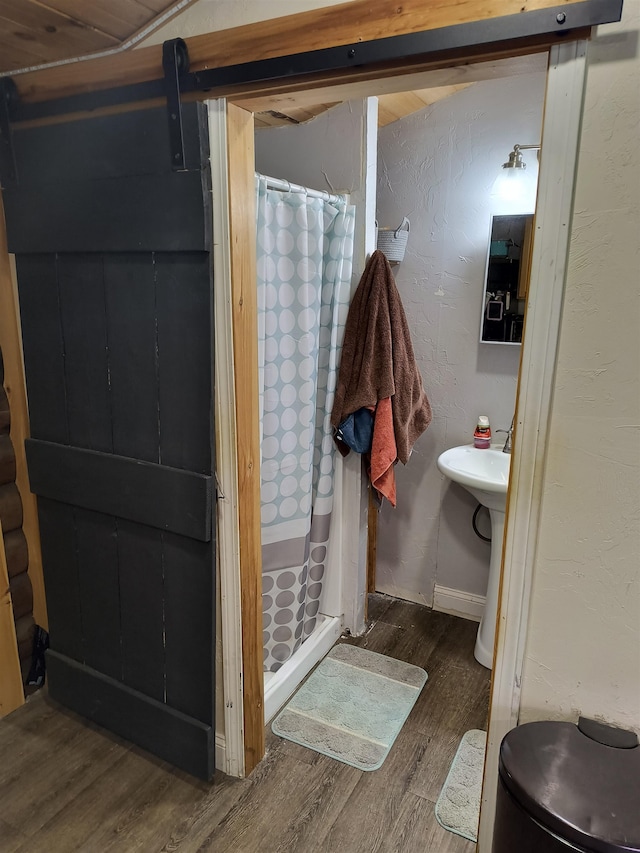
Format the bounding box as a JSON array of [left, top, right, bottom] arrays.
[[218, 37, 589, 825], [205, 7, 604, 788], [477, 39, 589, 847], [208, 99, 264, 778]]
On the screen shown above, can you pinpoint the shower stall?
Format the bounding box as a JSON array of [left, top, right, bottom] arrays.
[[255, 173, 356, 720]]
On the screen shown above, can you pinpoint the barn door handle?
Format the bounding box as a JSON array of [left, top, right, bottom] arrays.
[[162, 38, 190, 171]]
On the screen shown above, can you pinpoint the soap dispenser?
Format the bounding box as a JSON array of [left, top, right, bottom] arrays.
[[474, 416, 491, 449]]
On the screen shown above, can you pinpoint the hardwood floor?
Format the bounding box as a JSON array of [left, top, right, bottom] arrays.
[[0, 596, 490, 852]]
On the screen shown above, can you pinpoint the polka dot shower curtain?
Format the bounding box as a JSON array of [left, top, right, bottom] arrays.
[[256, 175, 355, 672]]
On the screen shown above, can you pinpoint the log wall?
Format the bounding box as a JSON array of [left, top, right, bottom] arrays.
[[0, 346, 33, 696]]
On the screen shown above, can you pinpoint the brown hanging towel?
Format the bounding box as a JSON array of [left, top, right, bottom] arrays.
[[331, 250, 432, 506]]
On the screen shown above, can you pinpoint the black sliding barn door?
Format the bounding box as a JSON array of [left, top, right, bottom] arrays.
[[2, 104, 216, 780]]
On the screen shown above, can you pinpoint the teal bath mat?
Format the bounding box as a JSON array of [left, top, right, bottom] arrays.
[[271, 644, 427, 771], [435, 729, 487, 842]]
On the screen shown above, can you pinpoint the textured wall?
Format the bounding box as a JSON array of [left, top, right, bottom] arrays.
[[255, 101, 367, 198], [519, 2, 640, 733], [375, 73, 545, 605], [142, 0, 353, 43]]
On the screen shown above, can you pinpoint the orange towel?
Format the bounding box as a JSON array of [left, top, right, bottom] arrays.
[[370, 397, 397, 507]]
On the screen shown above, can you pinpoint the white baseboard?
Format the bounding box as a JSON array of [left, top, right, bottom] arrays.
[[374, 582, 431, 608], [433, 584, 485, 623], [215, 732, 226, 773]]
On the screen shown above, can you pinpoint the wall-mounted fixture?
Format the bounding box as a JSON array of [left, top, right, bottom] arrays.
[[480, 213, 534, 345], [491, 144, 541, 213], [376, 217, 410, 264]]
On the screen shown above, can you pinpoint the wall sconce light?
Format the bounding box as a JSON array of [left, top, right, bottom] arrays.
[[491, 144, 541, 212]]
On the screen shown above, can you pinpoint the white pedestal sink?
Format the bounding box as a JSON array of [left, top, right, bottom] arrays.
[[437, 445, 510, 669]]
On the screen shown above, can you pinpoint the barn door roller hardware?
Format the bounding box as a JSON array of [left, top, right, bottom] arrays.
[[187, 0, 622, 90], [0, 78, 18, 188], [5, 0, 623, 130], [162, 38, 190, 171]]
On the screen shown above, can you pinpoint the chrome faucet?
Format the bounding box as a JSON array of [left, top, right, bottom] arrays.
[[496, 416, 515, 454]]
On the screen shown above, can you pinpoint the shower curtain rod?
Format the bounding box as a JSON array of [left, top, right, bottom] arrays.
[[257, 172, 345, 205]]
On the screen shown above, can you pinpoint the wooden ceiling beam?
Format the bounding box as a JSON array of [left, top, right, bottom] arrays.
[[239, 52, 548, 117], [9, 0, 612, 107]]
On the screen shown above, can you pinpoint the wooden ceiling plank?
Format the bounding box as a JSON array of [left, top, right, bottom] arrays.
[[377, 90, 429, 124], [284, 103, 340, 123], [254, 112, 293, 128], [0, 37, 49, 73], [13, 46, 160, 104], [258, 113, 300, 128], [299, 103, 340, 121], [413, 83, 474, 106], [377, 83, 474, 126], [0, 22, 79, 68], [254, 102, 342, 128], [36, 0, 153, 40], [0, 0, 117, 44], [0, 33, 107, 75], [0, 0, 120, 56], [0, 0, 174, 73]]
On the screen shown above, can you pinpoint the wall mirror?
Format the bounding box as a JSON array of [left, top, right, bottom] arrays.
[[480, 214, 534, 345]]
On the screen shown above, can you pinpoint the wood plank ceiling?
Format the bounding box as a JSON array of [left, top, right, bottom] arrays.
[[253, 84, 474, 129], [0, 0, 192, 75]]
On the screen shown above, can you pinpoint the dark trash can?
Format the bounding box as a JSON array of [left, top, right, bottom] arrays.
[[493, 717, 640, 853]]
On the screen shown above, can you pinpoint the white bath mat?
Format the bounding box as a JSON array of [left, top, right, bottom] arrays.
[[271, 644, 427, 771], [435, 729, 487, 842]]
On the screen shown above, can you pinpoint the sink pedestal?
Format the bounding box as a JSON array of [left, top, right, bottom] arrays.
[[436, 444, 511, 672], [474, 506, 505, 669]]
